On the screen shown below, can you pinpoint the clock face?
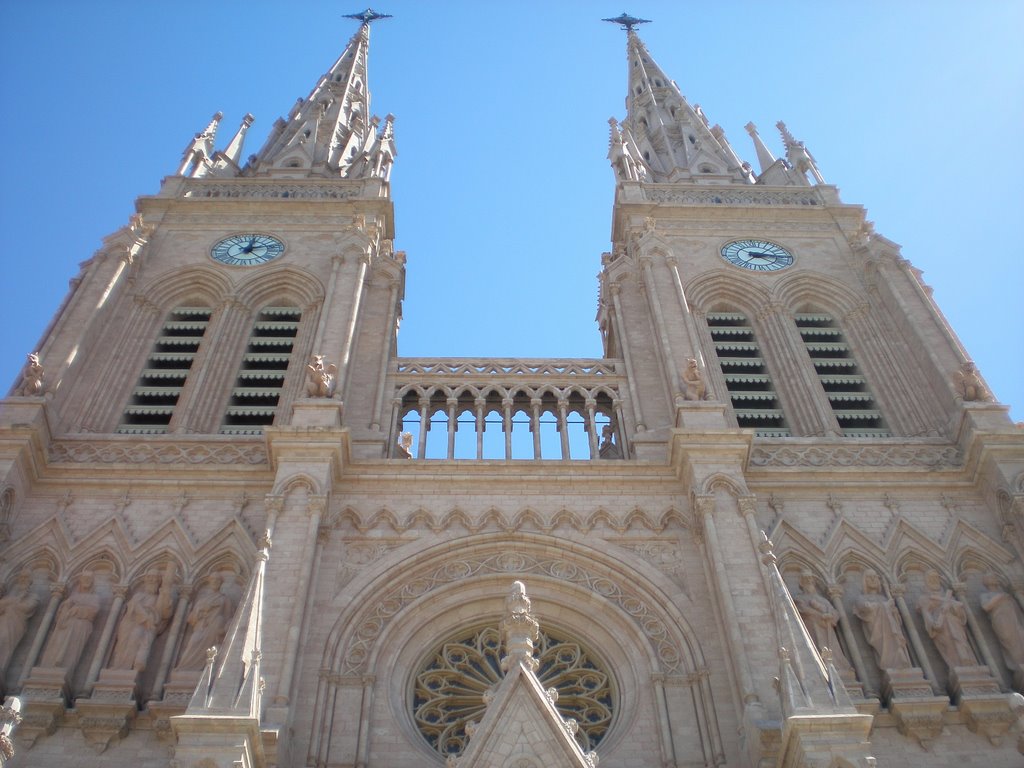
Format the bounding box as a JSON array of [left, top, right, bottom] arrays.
[[721, 239, 794, 272], [211, 234, 285, 266]]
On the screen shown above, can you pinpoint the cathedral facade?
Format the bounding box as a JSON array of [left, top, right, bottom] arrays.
[[1, 15, 1023, 768]]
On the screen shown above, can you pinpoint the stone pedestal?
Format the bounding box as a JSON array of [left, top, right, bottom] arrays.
[[949, 665, 1018, 745], [883, 667, 948, 749], [74, 668, 138, 753], [290, 398, 344, 427], [674, 401, 730, 430], [17, 667, 69, 748], [149, 669, 202, 741]]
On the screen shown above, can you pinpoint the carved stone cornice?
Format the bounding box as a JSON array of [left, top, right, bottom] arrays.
[[49, 439, 268, 466], [748, 442, 962, 468]]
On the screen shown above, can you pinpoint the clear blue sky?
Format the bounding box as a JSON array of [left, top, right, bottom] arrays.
[[1, 1, 1021, 420]]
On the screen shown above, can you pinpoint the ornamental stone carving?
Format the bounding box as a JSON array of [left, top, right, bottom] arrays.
[[107, 569, 174, 672], [793, 570, 852, 672], [681, 358, 709, 401], [853, 569, 912, 670], [15, 353, 44, 397], [955, 362, 992, 402], [175, 574, 232, 672], [306, 354, 338, 398], [979, 573, 1024, 688], [39, 572, 101, 671], [917, 570, 976, 669], [0, 572, 39, 681]]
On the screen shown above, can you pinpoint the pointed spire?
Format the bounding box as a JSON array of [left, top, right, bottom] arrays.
[[249, 18, 395, 180], [777, 121, 825, 185], [744, 122, 777, 174], [176, 112, 222, 177], [614, 31, 751, 184], [221, 114, 255, 166], [184, 541, 267, 717]]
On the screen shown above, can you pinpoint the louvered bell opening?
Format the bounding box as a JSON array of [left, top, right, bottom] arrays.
[[116, 308, 212, 433], [794, 313, 890, 437], [706, 312, 790, 437], [220, 307, 301, 434]]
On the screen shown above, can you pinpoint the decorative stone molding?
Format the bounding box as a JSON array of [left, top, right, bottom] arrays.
[[396, 359, 620, 378], [339, 506, 691, 536], [180, 180, 366, 200], [338, 551, 684, 676], [49, 440, 268, 466], [643, 187, 825, 207], [749, 442, 962, 468]]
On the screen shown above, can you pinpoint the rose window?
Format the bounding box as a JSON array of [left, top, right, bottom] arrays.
[[412, 625, 614, 757]]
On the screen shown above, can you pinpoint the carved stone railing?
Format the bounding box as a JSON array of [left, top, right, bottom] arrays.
[[387, 358, 629, 460]]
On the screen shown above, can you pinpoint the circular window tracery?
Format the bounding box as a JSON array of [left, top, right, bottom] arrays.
[[412, 625, 615, 757]]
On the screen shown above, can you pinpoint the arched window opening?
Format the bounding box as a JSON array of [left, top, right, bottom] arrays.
[[220, 306, 301, 435], [565, 407, 590, 460], [452, 405, 477, 460], [509, 399, 533, 460], [706, 311, 789, 437], [424, 405, 448, 459], [481, 404, 505, 460], [117, 306, 212, 434], [537, 405, 561, 459], [398, 401, 422, 458], [795, 312, 889, 437]]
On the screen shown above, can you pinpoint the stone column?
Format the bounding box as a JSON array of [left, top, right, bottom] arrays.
[[474, 397, 485, 460], [387, 398, 402, 458], [417, 400, 429, 459], [369, 280, 400, 432], [446, 398, 458, 460], [530, 398, 542, 460], [892, 586, 941, 695], [610, 284, 646, 432], [584, 400, 599, 459], [149, 585, 193, 701], [502, 398, 513, 460], [557, 401, 570, 460], [953, 582, 1005, 687], [355, 674, 375, 768], [828, 584, 873, 696], [640, 257, 681, 399], [84, 585, 127, 694], [274, 495, 326, 707], [17, 584, 64, 686], [694, 495, 756, 704]]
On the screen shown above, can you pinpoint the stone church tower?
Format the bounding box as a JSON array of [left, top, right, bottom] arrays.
[[1, 14, 1023, 768]]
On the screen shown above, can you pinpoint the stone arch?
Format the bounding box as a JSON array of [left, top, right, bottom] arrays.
[[273, 472, 322, 498], [685, 271, 772, 316], [321, 533, 707, 679], [772, 273, 860, 317], [234, 265, 325, 310], [2, 546, 61, 584], [139, 264, 233, 310], [310, 533, 723, 768], [66, 546, 124, 584], [696, 472, 749, 498]]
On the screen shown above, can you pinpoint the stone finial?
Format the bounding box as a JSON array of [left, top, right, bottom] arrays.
[[501, 581, 539, 671], [16, 353, 44, 397], [306, 354, 338, 398]]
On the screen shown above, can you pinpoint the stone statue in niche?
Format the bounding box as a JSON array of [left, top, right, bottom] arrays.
[[598, 423, 623, 460], [0, 570, 39, 678], [39, 571, 101, 671], [853, 569, 912, 670], [306, 354, 338, 398], [175, 573, 233, 671], [918, 569, 977, 669], [979, 573, 1024, 687], [16, 353, 44, 397], [794, 570, 852, 671], [395, 432, 414, 459], [682, 358, 708, 401], [108, 568, 174, 672], [954, 361, 991, 402]]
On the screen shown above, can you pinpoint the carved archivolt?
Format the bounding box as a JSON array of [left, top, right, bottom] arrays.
[[330, 544, 695, 677]]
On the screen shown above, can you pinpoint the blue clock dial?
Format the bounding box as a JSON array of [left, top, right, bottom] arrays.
[[211, 234, 285, 266], [721, 239, 794, 272]]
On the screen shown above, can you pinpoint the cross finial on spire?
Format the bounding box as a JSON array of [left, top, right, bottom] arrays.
[[342, 8, 392, 25], [602, 12, 652, 32]]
